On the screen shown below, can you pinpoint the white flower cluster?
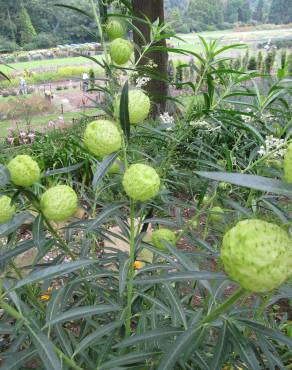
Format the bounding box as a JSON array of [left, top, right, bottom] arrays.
[[258, 135, 287, 159], [136, 76, 151, 88], [145, 59, 158, 69], [189, 120, 221, 133], [190, 120, 209, 128], [160, 112, 174, 125]]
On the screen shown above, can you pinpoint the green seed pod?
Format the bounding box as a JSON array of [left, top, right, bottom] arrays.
[[106, 19, 125, 40], [152, 229, 176, 251], [218, 182, 229, 190], [209, 206, 224, 222], [0, 196, 15, 224], [128, 90, 151, 125], [221, 219, 292, 292], [109, 158, 122, 175], [110, 38, 133, 65], [283, 143, 292, 183], [122, 164, 160, 202], [41, 185, 78, 222], [84, 120, 122, 157], [287, 323, 292, 338], [7, 155, 40, 187], [188, 217, 198, 228]]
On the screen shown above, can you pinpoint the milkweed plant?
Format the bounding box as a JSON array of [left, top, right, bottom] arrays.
[[0, 1, 292, 369]]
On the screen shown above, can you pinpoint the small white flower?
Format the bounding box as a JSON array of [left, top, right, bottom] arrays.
[[258, 135, 287, 159], [19, 131, 27, 137], [160, 112, 174, 125], [136, 76, 151, 88]]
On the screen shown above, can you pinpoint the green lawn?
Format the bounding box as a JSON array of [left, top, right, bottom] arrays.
[[1, 55, 101, 75], [0, 108, 98, 137], [171, 27, 292, 54]]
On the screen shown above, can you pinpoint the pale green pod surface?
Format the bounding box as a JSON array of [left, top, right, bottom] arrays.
[[7, 155, 40, 187], [110, 38, 133, 65], [41, 185, 78, 222], [0, 196, 15, 224], [152, 229, 176, 251], [106, 19, 125, 40], [283, 143, 292, 183], [221, 219, 292, 292], [209, 206, 224, 222], [84, 120, 122, 157], [122, 164, 160, 202], [128, 90, 151, 125]]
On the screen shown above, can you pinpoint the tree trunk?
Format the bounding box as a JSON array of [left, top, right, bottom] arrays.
[[132, 0, 168, 117]]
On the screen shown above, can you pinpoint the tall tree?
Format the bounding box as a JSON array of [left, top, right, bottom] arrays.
[[269, 0, 292, 24], [238, 0, 251, 22], [188, 0, 224, 27], [18, 6, 37, 45], [253, 0, 264, 22], [132, 0, 168, 116]]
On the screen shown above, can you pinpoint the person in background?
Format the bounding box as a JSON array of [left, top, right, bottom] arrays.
[[20, 77, 27, 95], [82, 72, 89, 92]]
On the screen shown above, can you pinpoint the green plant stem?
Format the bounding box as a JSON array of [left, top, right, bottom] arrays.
[[202, 287, 246, 324], [0, 299, 84, 370], [10, 261, 45, 312], [54, 346, 84, 370], [89, 0, 110, 66], [44, 217, 75, 260], [125, 199, 136, 337]]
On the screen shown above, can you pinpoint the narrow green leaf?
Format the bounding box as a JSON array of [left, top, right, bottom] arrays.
[[73, 321, 123, 356], [92, 153, 120, 191], [115, 327, 183, 349], [163, 284, 187, 330], [0, 240, 34, 265], [209, 321, 228, 370], [44, 162, 85, 177], [237, 318, 292, 347], [0, 212, 34, 236], [134, 271, 225, 285], [158, 325, 203, 370], [27, 327, 62, 370], [45, 304, 120, 326], [32, 215, 46, 249], [228, 323, 261, 370], [0, 164, 10, 186], [120, 81, 130, 140], [0, 349, 37, 370], [13, 260, 97, 289], [196, 172, 292, 196], [119, 257, 130, 296], [99, 351, 160, 369]]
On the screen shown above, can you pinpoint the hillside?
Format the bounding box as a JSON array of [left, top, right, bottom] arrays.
[[0, 0, 290, 52]]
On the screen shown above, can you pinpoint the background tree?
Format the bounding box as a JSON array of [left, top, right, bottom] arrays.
[[132, 0, 169, 116], [269, 0, 292, 24], [18, 6, 37, 46], [238, 0, 251, 22], [253, 0, 264, 22], [188, 0, 224, 29]]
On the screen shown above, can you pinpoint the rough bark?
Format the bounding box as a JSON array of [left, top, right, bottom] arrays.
[[132, 0, 168, 116]]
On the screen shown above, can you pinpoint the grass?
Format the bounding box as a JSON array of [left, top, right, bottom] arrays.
[[2, 27, 291, 75], [0, 108, 98, 137], [1, 55, 102, 75], [171, 27, 292, 54]]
